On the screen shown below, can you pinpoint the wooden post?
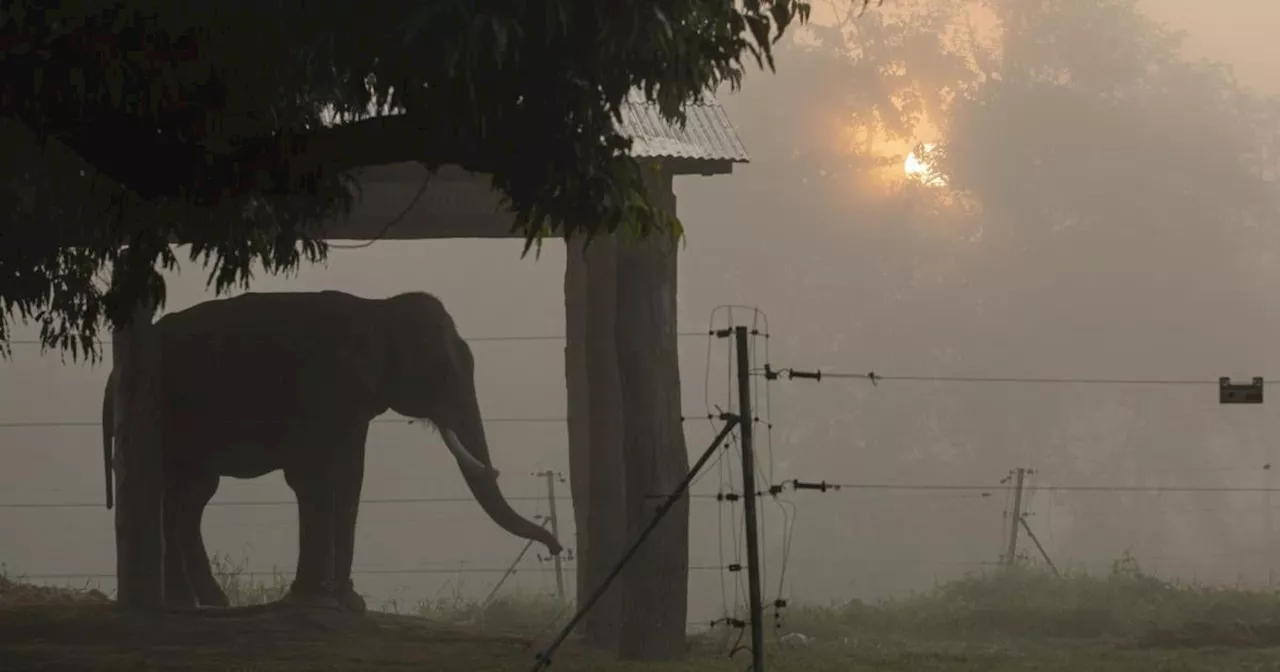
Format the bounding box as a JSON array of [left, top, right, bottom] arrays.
[[111, 298, 165, 609], [564, 234, 627, 649], [615, 165, 690, 661], [1263, 461, 1273, 586], [563, 242, 592, 606], [734, 326, 766, 672], [1004, 468, 1026, 567], [538, 470, 567, 600]]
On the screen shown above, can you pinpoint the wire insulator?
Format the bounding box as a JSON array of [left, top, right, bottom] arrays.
[[791, 479, 838, 493]]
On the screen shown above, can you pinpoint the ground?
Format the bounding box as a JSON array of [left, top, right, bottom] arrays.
[[3, 561, 1280, 671], [2, 602, 1279, 672]]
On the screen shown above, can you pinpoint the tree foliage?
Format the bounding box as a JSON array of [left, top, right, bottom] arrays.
[[0, 0, 878, 357], [691, 0, 1280, 584]]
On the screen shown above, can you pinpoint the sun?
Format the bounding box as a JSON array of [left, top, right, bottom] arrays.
[[904, 143, 945, 186]]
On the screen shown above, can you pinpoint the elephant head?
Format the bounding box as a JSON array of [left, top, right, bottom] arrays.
[[369, 292, 562, 556]]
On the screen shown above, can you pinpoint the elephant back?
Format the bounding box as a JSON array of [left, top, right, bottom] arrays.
[[154, 291, 390, 428]]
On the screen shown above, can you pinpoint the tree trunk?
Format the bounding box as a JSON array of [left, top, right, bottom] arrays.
[[615, 169, 690, 661], [564, 241, 591, 608], [565, 234, 628, 649], [112, 298, 165, 609]]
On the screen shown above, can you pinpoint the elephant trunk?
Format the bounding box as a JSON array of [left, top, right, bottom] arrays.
[[446, 405, 563, 556]]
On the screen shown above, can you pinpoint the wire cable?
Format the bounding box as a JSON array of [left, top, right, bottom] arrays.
[[0, 411, 713, 430], [0, 416, 570, 429], [766, 368, 1255, 387], [0, 493, 728, 510], [14, 564, 733, 581], [789, 480, 1280, 495], [5, 332, 714, 347], [326, 172, 432, 250], [702, 308, 735, 625]]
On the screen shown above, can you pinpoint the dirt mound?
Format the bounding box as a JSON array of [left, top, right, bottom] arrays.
[[0, 576, 110, 605], [0, 600, 552, 672]]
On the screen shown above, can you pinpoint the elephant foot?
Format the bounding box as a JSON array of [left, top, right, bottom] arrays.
[[165, 596, 199, 611], [281, 580, 366, 613], [281, 581, 344, 611], [193, 581, 230, 608], [164, 584, 199, 611], [197, 591, 230, 609], [333, 579, 367, 614]]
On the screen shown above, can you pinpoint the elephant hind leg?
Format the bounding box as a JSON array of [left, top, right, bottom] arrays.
[[181, 472, 228, 607], [163, 479, 198, 609]]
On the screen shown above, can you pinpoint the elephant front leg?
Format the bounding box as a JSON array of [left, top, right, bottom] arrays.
[[332, 426, 369, 613], [284, 466, 339, 608]]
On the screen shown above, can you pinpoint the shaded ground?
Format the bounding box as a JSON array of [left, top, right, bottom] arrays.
[[0, 603, 564, 672], [6, 565, 1280, 671], [5, 601, 1280, 672]]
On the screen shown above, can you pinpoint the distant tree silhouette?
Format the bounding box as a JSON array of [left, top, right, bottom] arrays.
[[689, 0, 1280, 583]]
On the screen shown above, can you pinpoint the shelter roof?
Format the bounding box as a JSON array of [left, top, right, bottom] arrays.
[[617, 91, 750, 165], [322, 91, 749, 175]]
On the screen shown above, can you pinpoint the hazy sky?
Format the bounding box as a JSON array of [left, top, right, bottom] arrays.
[[1143, 0, 1280, 94]]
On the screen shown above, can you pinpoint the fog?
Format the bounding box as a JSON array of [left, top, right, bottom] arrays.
[[4, 0, 1280, 627]]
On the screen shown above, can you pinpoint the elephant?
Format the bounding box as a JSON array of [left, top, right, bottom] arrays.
[[101, 290, 562, 611]]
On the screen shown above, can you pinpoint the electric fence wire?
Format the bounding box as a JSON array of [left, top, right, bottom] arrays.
[[736, 306, 764, 660], [794, 482, 1280, 494], [702, 308, 734, 624], [738, 305, 799, 639], [17, 564, 737, 582], [746, 307, 770, 608], [699, 307, 768, 637], [0, 494, 739, 510], [3, 332, 716, 347], [761, 368, 1271, 388], [0, 416, 570, 429], [711, 303, 747, 634], [707, 304, 797, 666]]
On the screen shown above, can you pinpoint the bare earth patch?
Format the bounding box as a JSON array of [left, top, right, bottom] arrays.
[[0, 602, 563, 672]]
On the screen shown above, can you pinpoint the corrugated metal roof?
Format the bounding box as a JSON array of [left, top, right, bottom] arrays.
[[320, 91, 750, 165], [617, 91, 750, 163]]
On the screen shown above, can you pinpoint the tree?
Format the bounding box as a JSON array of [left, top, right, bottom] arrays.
[[0, 0, 850, 356], [936, 0, 1280, 569]]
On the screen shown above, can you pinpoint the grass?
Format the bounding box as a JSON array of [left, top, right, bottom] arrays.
[[783, 552, 1280, 646], [3, 553, 1280, 671]]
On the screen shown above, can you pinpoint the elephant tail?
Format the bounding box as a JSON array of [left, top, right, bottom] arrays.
[[103, 370, 114, 510]]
